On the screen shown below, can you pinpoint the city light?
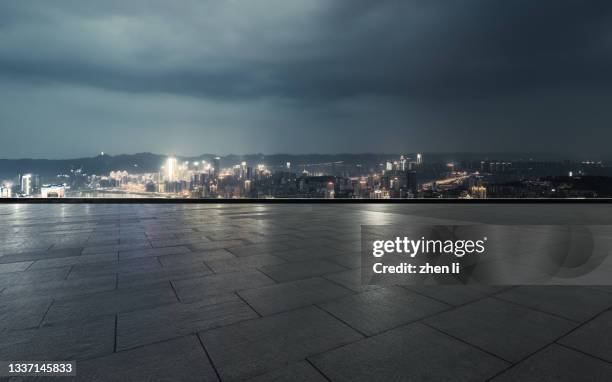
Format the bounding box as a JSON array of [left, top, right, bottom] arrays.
[[165, 157, 178, 182], [3, 152, 610, 199]]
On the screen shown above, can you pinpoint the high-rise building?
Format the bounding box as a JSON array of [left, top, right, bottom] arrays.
[[325, 181, 335, 199], [213, 157, 221, 179], [407, 170, 418, 195], [165, 157, 178, 181], [400, 156, 408, 171], [21, 174, 33, 196], [416, 153, 423, 166], [30, 174, 40, 194], [240, 161, 247, 179]]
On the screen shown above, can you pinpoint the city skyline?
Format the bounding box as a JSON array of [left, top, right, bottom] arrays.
[[2, 149, 608, 161], [3, 151, 612, 199], [2, 1, 612, 158]]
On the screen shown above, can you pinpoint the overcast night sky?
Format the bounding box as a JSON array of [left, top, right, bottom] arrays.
[[1, 1, 612, 159]]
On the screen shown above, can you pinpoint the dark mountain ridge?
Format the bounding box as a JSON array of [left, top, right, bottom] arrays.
[[0, 152, 598, 182]]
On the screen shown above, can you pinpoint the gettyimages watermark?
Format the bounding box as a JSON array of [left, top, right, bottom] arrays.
[[361, 225, 612, 285], [371, 236, 487, 275]]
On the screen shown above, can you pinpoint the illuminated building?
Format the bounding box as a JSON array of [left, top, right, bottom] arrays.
[[416, 153, 423, 166], [41, 184, 65, 198], [372, 189, 390, 199], [480, 160, 511, 174], [21, 174, 33, 196], [240, 161, 247, 179], [325, 181, 335, 199], [165, 157, 178, 181], [0, 185, 11, 198], [110, 171, 129, 185], [286, 162, 291, 170], [470, 186, 487, 199], [400, 156, 408, 171]]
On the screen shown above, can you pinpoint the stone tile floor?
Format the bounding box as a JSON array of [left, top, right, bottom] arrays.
[[0, 203, 611, 381]]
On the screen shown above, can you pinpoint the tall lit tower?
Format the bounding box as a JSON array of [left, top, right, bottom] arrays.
[[325, 181, 335, 199], [416, 153, 423, 166], [21, 174, 32, 196], [240, 161, 247, 179], [165, 157, 178, 181], [213, 157, 221, 179]]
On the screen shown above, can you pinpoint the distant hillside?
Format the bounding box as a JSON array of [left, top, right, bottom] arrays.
[[0, 153, 167, 181], [0, 152, 586, 182], [0, 152, 398, 181]]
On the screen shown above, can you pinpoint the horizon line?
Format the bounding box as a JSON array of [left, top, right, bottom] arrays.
[[0, 151, 595, 162]]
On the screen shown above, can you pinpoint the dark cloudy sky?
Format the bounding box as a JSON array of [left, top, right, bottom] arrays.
[[1, 0, 612, 159]]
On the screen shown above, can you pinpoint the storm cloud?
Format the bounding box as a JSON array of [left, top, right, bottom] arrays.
[[1, 0, 612, 158]]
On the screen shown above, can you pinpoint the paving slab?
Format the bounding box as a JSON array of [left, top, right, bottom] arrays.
[[424, 297, 577, 362], [227, 242, 293, 257], [201, 306, 363, 381], [43, 283, 178, 325], [0, 247, 83, 264], [327, 253, 362, 269], [246, 361, 326, 382], [559, 309, 612, 362], [28, 252, 117, 270], [0, 297, 53, 330], [0, 262, 33, 274], [117, 264, 212, 289], [405, 285, 507, 306], [206, 254, 286, 274], [75, 335, 219, 382], [492, 344, 612, 382], [83, 242, 150, 255], [189, 240, 245, 252], [496, 286, 612, 322], [238, 277, 354, 316], [259, 259, 346, 282], [320, 286, 449, 335], [1, 274, 116, 301], [323, 268, 381, 292], [172, 270, 275, 303], [310, 322, 508, 382], [158, 249, 235, 268], [149, 236, 212, 248], [0, 316, 115, 361], [117, 294, 257, 350], [118, 246, 192, 261], [68, 257, 161, 280], [273, 246, 344, 262], [0, 267, 71, 290]]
